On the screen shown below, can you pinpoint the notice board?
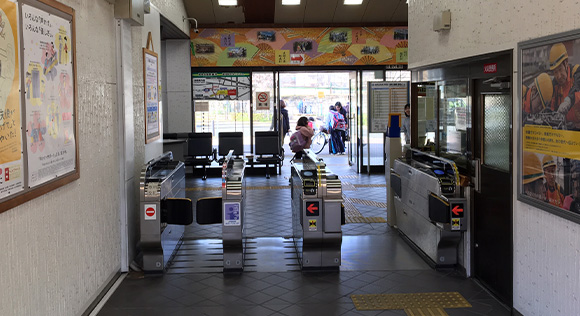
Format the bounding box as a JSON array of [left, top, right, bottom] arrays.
[[0, 0, 78, 213], [367, 81, 409, 133]]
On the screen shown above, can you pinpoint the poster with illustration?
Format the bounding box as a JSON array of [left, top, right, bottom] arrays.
[[519, 30, 580, 223], [22, 3, 75, 188], [0, 0, 24, 199]]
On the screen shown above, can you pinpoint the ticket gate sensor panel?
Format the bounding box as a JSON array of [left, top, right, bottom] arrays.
[[291, 149, 342, 270], [140, 152, 193, 273]]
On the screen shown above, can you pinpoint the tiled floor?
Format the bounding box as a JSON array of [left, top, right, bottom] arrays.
[[96, 152, 511, 316]]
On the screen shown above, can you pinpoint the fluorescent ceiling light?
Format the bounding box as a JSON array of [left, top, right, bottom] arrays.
[[218, 0, 237, 6], [282, 0, 301, 5], [344, 0, 363, 4]]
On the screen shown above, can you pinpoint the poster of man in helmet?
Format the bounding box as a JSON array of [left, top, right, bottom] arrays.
[[520, 33, 580, 220]]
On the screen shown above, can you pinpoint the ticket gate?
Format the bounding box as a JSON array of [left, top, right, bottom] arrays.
[[140, 152, 193, 273], [290, 149, 343, 269], [196, 150, 247, 271], [390, 149, 468, 267]]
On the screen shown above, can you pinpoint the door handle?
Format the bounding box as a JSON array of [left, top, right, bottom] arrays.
[[473, 158, 481, 193]]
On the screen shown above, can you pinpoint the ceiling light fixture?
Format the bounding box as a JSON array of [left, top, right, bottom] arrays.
[[282, 0, 301, 5], [218, 0, 237, 6], [344, 0, 363, 5]]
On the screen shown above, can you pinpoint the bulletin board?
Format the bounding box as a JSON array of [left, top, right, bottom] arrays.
[[367, 81, 409, 133], [0, 0, 78, 214], [143, 32, 159, 143]]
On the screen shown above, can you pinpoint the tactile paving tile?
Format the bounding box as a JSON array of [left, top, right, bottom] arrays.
[[349, 198, 387, 208], [404, 307, 449, 316], [186, 185, 291, 191], [339, 174, 359, 179], [350, 292, 472, 310], [341, 181, 357, 191], [353, 183, 387, 188], [346, 216, 387, 223], [342, 194, 363, 217]]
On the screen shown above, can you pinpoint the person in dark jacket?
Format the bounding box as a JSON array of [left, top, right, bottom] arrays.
[[280, 100, 290, 145]]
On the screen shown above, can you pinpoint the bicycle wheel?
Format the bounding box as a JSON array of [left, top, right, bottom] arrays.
[[310, 132, 327, 154]]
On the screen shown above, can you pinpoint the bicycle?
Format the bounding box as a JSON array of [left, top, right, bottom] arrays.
[[310, 130, 329, 154]]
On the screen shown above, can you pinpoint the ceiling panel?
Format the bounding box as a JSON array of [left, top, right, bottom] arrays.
[[303, 0, 339, 24], [274, 1, 307, 24], [390, 1, 408, 23], [183, 0, 407, 26], [363, 0, 403, 23], [333, 2, 368, 24]]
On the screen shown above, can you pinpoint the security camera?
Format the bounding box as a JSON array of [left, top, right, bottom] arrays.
[[194, 28, 199, 34]]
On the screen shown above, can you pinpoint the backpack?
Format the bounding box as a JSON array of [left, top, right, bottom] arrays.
[[289, 131, 307, 153], [332, 112, 346, 130]]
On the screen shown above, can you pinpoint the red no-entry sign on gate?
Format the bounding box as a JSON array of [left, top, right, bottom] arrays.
[[145, 204, 157, 220]]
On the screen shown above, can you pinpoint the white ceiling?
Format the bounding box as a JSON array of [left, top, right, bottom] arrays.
[[183, 0, 408, 26]]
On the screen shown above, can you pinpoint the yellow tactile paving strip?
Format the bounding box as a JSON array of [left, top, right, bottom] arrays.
[[404, 307, 449, 316], [350, 292, 472, 311]]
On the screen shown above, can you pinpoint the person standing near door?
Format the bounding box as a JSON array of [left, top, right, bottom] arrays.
[[280, 100, 290, 145], [335, 102, 348, 146], [401, 103, 411, 144]]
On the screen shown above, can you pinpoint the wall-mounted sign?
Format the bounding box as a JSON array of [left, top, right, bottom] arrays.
[[255, 91, 270, 110]]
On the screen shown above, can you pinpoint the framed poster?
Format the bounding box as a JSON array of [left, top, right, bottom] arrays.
[[0, 0, 79, 214], [143, 32, 159, 143], [518, 29, 580, 224]]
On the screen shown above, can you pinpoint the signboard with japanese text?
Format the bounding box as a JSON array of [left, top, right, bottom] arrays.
[[0, 0, 79, 214], [192, 72, 251, 100], [518, 29, 580, 224], [143, 32, 159, 143], [0, 0, 24, 199], [367, 81, 409, 133], [22, 2, 76, 188]]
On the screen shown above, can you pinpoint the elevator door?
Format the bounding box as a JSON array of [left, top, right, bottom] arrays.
[[473, 81, 513, 306]]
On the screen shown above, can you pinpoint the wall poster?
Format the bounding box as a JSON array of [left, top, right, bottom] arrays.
[[0, 0, 24, 199], [518, 29, 580, 223], [0, 0, 79, 214], [143, 32, 159, 143]]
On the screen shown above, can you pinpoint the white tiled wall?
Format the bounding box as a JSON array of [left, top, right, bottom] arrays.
[[408, 0, 580, 315], [0, 0, 188, 315]]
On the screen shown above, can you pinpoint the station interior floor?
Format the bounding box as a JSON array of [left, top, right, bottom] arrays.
[[95, 150, 511, 316]]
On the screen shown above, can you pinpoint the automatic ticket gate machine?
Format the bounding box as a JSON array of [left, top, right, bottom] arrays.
[[196, 150, 247, 272], [390, 149, 468, 267], [140, 152, 193, 273], [290, 149, 343, 269]]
